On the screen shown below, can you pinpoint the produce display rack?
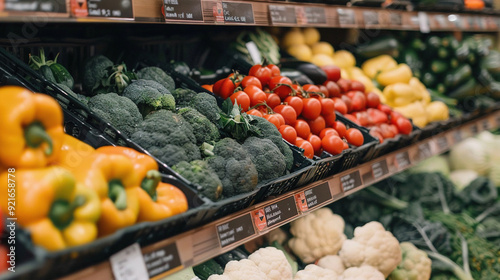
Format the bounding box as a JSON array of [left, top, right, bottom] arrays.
[[44, 109, 499, 280]]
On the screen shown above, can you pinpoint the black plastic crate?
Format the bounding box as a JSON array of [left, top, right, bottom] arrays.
[[364, 123, 422, 161]]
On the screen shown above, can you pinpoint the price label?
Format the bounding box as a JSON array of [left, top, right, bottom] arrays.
[[470, 123, 479, 135], [268, 5, 296, 24], [341, 171, 362, 192], [302, 182, 332, 211], [453, 129, 462, 143], [216, 213, 255, 248], [436, 136, 449, 152], [4, 0, 67, 13], [143, 243, 182, 278], [449, 14, 463, 28], [434, 14, 448, 28], [363, 10, 379, 26], [110, 243, 149, 280], [390, 12, 402, 26], [304, 6, 326, 24], [338, 8, 355, 26], [222, 2, 254, 23], [372, 159, 389, 180], [87, 0, 133, 18], [482, 119, 491, 131], [418, 12, 430, 33], [396, 151, 411, 169], [418, 142, 432, 160], [264, 196, 298, 228], [164, 0, 203, 21]]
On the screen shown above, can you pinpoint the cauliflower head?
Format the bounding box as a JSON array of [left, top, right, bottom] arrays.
[[388, 242, 432, 280], [248, 247, 293, 280], [339, 221, 402, 277], [222, 259, 270, 280], [288, 208, 346, 263], [293, 264, 339, 280], [339, 265, 385, 280], [317, 255, 345, 275]]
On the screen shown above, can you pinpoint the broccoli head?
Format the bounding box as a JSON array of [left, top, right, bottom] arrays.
[[189, 92, 221, 124], [243, 137, 286, 182], [178, 107, 220, 145], [88, 92, 142, 137], [82, 55, 113, 95], [204, 138, 258, 197], [131, 110, 200, 167], [123, 79, 175, 117], [172, 88, 198, 108], [57, 83, 89, 108], [137, 66, 176, 92], [172, 160, 223, 201]]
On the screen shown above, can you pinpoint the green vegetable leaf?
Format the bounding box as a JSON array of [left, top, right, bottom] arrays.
[[218, 98, 261, 142]]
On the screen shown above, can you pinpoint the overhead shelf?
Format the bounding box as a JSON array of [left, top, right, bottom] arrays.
[[1, 0, 500, 32], [55, 110, 500, 280]]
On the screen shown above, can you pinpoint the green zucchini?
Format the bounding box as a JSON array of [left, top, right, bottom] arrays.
[[447, 78, 477, 99], [400, 49, 423, 71], [436, 83, 447, 95], [355, 37, 400, 59], [410, 38, 426, 53], [421, 71, 437, 88], [449, 58, 459, 69], [437, 47, 449, 59], [426, 36, 441, 52], [444, 64, 472, 89], [214, 248, 248, 267], [455, 43, 470, 62], [428, 88, 457, 107], [430, 60, 448, 75], [49, 63, 74, 89], [193, 259, 224, 280], [39, 65, 57, 84]]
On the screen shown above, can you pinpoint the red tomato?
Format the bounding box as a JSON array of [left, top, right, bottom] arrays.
[[367, 108, 388, 124], [267, 64, 281, 77], [388, 124, 399, 136], [264, 114, 282, 129], [295, 138, 314, 159], [318, 85, 329, 98], [266, 93, 281, 109], [348, 91, 367, 112], [333, 121, 347, 138], [319, 127, 339, 139], [229, 91, 250, 112], [378, 103, 393, 115], [308, 115, 326, 136], [240, 76, 262, 89], [269, 76, 293, 99], [379, 123, 395, 139], [294, 119, 311, 139], [324, 81, 341, 98], [213, 78, 236, 99], [302, 84, 320, 93], [342, 141, 349, 150], [333, 95, 349, 115], [284, 96, 304, 116], [351, 80, 366, 93], [320, 65, 341, 82], [279, 125, 297, 144], [302, 98, 322, 120], [247, 108, 264, 118], [324, 113, 337, 128], [274, 104, 297, 126], [354, 111, 373, 127], [307, 134, 323, 156], [244, 85, 267, 107], [396, 117, 413, 135], [337, 78, 351, 93], [274, 113, 286, 127], [0, 245, 8, 272], [249, 64, 272, 86], [345, 128, 364, 146], [322, 134, 344, 155], [343, 114, 360, 126], [365, 92, 381, 108], [390, 111, 405, 125], [320, 98, 335, 116], [340, 95, 352, 113], [370, 128, 384, 143]]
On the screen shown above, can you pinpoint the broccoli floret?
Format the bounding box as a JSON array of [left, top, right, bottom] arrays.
[[82, 55, 113, 95], [252, 116, 294, 171], [137, 66, 175, 92], [204, 138, 258, 197], [57, 83, 89, 107], [131, 110, 200, 166], [88, 92, 142, 137], [189, 92, 221, 124], [123, 79, 176, 117], [172, 160, 223, 201], [172, 88, 198, 108], [242, 137, 286, 182], [178, 107, 220, 145]]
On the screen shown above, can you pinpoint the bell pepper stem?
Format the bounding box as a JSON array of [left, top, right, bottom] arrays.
[[109, 180, 127, 210], [24, 122, 53, 156], [141, 170, 161, 202], [49, 195, 86, 229]]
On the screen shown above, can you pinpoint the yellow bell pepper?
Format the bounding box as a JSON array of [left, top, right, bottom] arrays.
[[0, 86, 64, 168], [426, 101, 449, 122], [409, 77, 431, 104], [0, 167, 101, 251], [361, 55, 398, 79], [55, 134, 96, 168], [96, 146, 188, 222], [394, 102, 428, 128], [62, 153, 140, 236], [376, 64, 413, 87], [332, 50, 356, 69], [383, 83, 421, 107], [340, 68, 351, 80], [348, 67, 375, 92]]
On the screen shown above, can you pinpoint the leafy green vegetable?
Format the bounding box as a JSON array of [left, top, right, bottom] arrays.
[[218, 98, 261, 142]]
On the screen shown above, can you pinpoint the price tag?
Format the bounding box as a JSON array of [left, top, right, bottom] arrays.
[[268, 5, 296, 24], [264, 196, 298, 228], [164, 0, 203, 21], [110, 243, 149, 280], [303, 6, 326, 24], [449, 14, 463, 28], [418, 142, 432, 160], [436, 136, 449, 152], [470, 123, 479, 135], [434, 14, 448, 28], [337, 8, 355, 26], [4, 0, 67, 13], [87, 0, 133, 18], [390, 12, 402, 26], [143, 243, 182, 278], [410, 15, 420, 28], [481, 118, 491, 131], [396, 151, 411, 169], [222, 2, 254, 23], [341, 171, 362, 192], [300, 182, 332, 211], [363, 10, 379, 26], [372, 159, 389, 180], [453, 129, 463, 143], [216, 213, 255, 248], [418, 12, 430, 33]]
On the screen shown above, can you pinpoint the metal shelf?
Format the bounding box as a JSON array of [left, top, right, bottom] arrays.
[[56, 110, 500, 280]]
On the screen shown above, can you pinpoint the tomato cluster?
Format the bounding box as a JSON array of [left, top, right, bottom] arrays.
[[208, 64, 366, 159]]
